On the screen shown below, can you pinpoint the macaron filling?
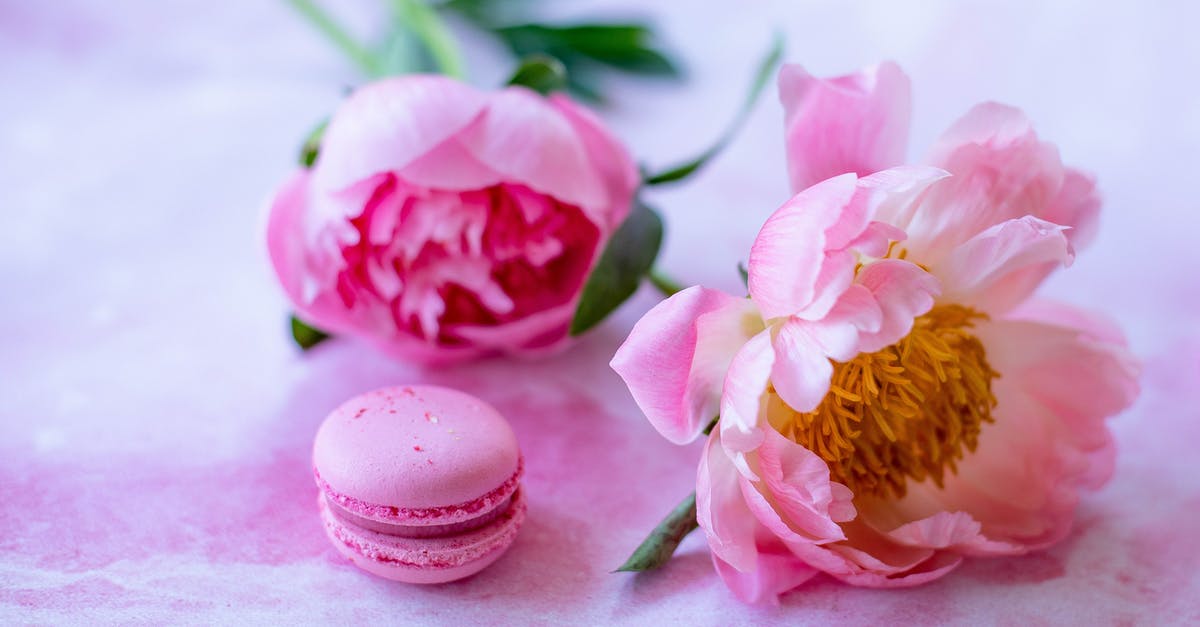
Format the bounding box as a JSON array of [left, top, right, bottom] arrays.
[[320, 487, 527, 570], [324, 493, 516, 537], [314, 456, 524, 528]]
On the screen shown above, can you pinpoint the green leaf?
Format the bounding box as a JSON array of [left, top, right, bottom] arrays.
[[495, 23, 681, 77], [615, 492, 699, 572], [737, 261, 749, 288], [299, 118, 328, 168], [291, 315, 331, 350], [570, 198, 664, 335], [643, 32, 784, 186], [506, 55, 568, 95]]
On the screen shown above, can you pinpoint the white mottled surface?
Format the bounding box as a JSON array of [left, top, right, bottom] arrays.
[[2, 1, 1198, 624]]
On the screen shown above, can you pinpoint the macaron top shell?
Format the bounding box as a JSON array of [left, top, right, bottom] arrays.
[[313, 385, 520, 519]]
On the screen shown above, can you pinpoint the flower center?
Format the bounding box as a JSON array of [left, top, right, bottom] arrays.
[[769, 304, 999, 499]]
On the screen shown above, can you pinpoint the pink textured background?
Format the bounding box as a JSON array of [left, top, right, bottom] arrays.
[[2, 1, 1198, 624]]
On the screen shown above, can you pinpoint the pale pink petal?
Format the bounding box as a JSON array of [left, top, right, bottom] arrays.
[[1042, 167, 1101, 250], [1007, 298, 1127, 345], [549, 94, 640, 232], [736, 462, 965, 587], [750, 167, 946, 323], [825, 284, 884, 335], [832, 550, 962, 588], [853, 259, 940, 353], [883, 511, 1021, 556], [886, 313, 1138, 549], [697, 432, 760, 572], [768, 280, 896, 414], [852, 165, 950, 244], [769, 318, 841, 413], [756, 428, 855, 541], [779, 62, 912, 192], [825, 519, 936, 577], [894, 103, 1066, 262], [394, 136, 503, 190], [718, 330, 775, 459], [748, 174, 859, 321], [312, 75, 489, 194], [266, 169, 312, 308], [265, 170, 368, 339], [712, 544, 819, 605], [611, 287, 762, 445], [458, 87, 608, 215], [932, 215, 1073, 314], [447, 300, 575, 353]]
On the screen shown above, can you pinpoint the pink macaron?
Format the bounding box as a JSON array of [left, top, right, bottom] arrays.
[[313, 385, 525, 583]]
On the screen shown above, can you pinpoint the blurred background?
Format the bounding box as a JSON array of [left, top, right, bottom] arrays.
[[2, 1, 1198, 623]]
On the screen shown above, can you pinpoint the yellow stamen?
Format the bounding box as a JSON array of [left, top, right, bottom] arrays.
[[769, 304, 999, 499]]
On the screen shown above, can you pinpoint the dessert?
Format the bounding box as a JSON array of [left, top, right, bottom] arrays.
[[313, 385, 525, 583]]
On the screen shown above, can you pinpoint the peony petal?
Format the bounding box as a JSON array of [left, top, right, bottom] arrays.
[[748, 174, 859, 321], [548, 94, 640, 232], [826, 518, 937, 577], [313, 75, 489, 194], [266, 169, 312, 308], [769, 318, 849, 413], [779, 62, 912, 192], [712, 544, 819, 605], [1007, 298, 1128, 346], [1042, 167, 1101, 250], [447, 300, 576, 353], [265, 170, 374, 339], [832, 550, 962, 588], [749, 167, 946, 324], [853, 259, 940, 353], [895, 102, 1066, 263], [458, 86, 608, 215], [611, 287, 762, 445], [768, 260, 939, 413], [756, 427, 855, 541], [886, 312, 1138, 549], [394, 136, 504, 190], [719, 330, 775, 461], [932, 215, 1073, 314], [883, 511, 1021, 557], [697, 432, 761, 573]]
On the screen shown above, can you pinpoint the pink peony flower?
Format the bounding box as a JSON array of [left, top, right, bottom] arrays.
[[611, 63, 1139, 603], [267, 75, 639, 364]]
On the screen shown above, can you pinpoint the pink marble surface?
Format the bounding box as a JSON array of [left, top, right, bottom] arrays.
[[2, 1, 1198, 624]]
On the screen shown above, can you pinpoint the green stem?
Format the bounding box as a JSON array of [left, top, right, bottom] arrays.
[[615, 492, 700, 572], [642, 32, 784, 186], [391, 0, 466, 79], [647, 268, 685, 297], [288, 0, 382, 76]]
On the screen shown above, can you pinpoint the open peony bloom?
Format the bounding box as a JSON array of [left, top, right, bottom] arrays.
[[267, 75, 638, 365], [610, 62, 1139, 603]]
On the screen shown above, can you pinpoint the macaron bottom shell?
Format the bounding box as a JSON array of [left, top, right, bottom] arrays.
[[319, 487, 527, 584]]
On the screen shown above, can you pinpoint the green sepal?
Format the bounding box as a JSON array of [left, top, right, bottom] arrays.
[[291, 314, 331, 350], [299, 118, 328, 168], [506, 55, 568, 95]]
